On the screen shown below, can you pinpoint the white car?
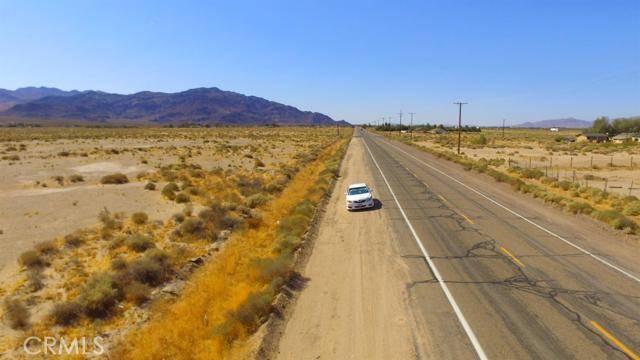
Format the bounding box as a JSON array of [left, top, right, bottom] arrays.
[[345, 183, 374, 210]]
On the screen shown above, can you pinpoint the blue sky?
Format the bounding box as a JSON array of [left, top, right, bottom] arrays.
[[0, 0, 638, 125]]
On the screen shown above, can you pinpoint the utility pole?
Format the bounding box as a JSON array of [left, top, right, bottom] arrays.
[[409, 112, 415, 141], [398, 110, 403, 135], [502, 118, 506, 139], [454, 102, 467, 154]]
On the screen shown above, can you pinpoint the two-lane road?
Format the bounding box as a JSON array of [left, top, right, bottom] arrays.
[[277, 130, 640, 359], [362, 129, 640, 359]]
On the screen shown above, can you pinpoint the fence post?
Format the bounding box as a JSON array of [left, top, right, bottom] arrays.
[[631, 156, 633, 168], [590, 156, 593, 168], [630, 180, 634, 196], [572, 170, 576, 182], [570, 156, 573, 169], [556, 167, 559, 180], [604, 178, 608, 193], [529, 157, 532, 168]]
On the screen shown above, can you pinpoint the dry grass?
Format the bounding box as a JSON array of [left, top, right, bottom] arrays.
[[0, 126, 350, 356], [118, 135, 350, 359]]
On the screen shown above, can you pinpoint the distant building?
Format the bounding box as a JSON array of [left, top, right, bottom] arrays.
[[429, 128, 448, 134], [611, 133, 640, 144], [576, 133, 608, 143], [550, 127, 559, 132]]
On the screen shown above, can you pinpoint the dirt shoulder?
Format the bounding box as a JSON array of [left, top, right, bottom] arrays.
[[274, 136, 421, 360]]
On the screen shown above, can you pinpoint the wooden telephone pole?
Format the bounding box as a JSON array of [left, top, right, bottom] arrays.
[[454, 102, 468, 154]]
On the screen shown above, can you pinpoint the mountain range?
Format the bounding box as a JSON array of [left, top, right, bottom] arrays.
[[0, 87, 348, 126], [0, 87, 81, 111], [515, 118, 592, 129]]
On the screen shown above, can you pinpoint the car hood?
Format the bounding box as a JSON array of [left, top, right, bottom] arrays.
[[347, 193, 372, 201]]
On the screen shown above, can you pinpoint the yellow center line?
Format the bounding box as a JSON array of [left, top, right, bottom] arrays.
[[438, 194, 474, 224], [500, 246, 525, 268], [590, 321, 640, 360], [459, 212, 475, 225]]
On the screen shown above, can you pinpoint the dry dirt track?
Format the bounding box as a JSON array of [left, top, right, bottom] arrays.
[[276, 136, 423, 360], [277, 130, 640, 359]]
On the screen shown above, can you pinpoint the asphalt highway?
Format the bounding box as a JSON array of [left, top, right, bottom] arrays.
[[360, 129, 640, 359]]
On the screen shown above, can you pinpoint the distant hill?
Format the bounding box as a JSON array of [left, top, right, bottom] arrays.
[[516, 118, 592, 129], [0, 87, 80, 111], [1, 87, 348, 126]]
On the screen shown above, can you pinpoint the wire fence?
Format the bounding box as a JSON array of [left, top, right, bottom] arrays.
[[505, 155, 640, 197]]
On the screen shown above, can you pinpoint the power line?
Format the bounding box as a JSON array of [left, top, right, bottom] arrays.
[[454, 102, 468, 154], [398, 110, 403, 135]]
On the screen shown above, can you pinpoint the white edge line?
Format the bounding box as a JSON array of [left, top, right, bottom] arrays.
[[376, 135, 640, 284], [362, 139, 489, 360]]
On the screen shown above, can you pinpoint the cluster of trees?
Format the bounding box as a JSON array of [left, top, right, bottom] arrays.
[[587, 116, 640, 135], [371, 122, 480, 132]]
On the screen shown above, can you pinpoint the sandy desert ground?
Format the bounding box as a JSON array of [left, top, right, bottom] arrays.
[[0, 126, 341, 355]]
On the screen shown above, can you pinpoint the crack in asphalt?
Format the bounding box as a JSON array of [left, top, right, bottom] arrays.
[[405, 237, 639, 359]]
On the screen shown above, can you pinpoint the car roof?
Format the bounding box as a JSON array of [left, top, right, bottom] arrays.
[[348, 183, 368, 189]]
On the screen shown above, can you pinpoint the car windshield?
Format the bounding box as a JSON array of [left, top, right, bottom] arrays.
[[348, 187, 369, 195]]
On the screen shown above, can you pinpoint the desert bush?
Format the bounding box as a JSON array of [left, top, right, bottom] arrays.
[[229, 289, 274, 330], [111, 256, 128, 271], [472, 134, 487, 145], [245, 193, 268, 209], [557, 180, 572, 191], [277, 214, 309, 239], [611, 217, 637, 232], [69, 174, 84, 183], [565, 201, 594, 215], [34, 241, 57, 256], [254, 253, 294, 282], [175, 193, 191, 203], [126, 234, 156, 252], [79, 273, 120, 318], [26, 270, 44, 292], [172, 212, 186, 223], [144, 182, 156, 190], [64, 232, 86, 247], [50, 301, 83, 326], [265, 182, 284, 194], [162, 182, 179, 199], [52, 175, 64, 185], [623, 201, 640, 216], [3, 298, 29, 329], [520, 168, 544, 179], [179, 218, 205, 236], [129, 249, 172, 286], [99, 207, 120, 230], [123, 281, 152, 305], [131, 212, 149, 225], [218, 215, 241, 230], [293, 200, 315, 219], [19, 250, 44, 268], [254, 159, 265, 168], [57, 151, 70, 157], [100, 173, 129, 185]]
